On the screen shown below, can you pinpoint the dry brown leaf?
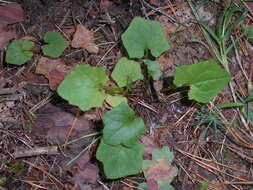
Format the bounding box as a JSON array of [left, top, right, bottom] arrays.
[[157, 54, 175, 77], [0, 3, 24, 27], [245, 2, 253, 14], [140, 135, 159, 159], [73, 163, 99, 184], [34, 104, 93, 144], [0, 27, 16, 48], [36, 57, 72, 90], [146, 159, 178, 190], [156, 15, 178, 37], [71, 24, 99, 54]]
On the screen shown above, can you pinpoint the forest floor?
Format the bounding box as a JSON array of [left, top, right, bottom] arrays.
[[0, 0, 253, 190]]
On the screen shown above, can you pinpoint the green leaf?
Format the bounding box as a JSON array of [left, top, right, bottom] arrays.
[[142, 160, 155, 177], [42, 32, 68, 58], [111, 57, 143, 87], [5, 40, 34, 65], [199, 22, 220, 44], [143, 59, 163, 80], [158, 181, 175, 190], [122, 17, 170, 58], [224, 9, 248, 41], [96, 139, 144, 179], [173, 60, 231, 103], [152, 146, 174, 165], [102, 102, 146, 146], [57, 64, 109, 111], [241, 23, 253, 43], [196, 181, 209, 190], [142, 147, 178, 190], [105, 95, 128, 107], [138, 183, 148, 189]]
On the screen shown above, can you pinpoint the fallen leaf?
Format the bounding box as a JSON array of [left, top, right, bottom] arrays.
[[157, 54, 175, 77], [0, 3, 24, 27], [71, 24, 99, 54], [140, 135, 159, 159], [62, 26, 75, 39], [34, 104, 94, 144], [73, 163, 99, 184], [61, 150, 99, 187], [0, 27, 15, 48], [36, 57, 72, 90], [245, 2, 253, 17], [147, 159, 177, 181], [146, 159, 178, 190], [156, 15, 178, 36], [143, 147, 178, 190]]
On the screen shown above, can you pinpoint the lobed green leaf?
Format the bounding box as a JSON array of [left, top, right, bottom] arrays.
[[111, 57, 143, 87], [173, 60, 231, 103], [122, 17, 170, 58], [102, 102, 146, 146], [96, 139, 144, 179], [6, 40, 34, 65], [143, 59, 163, 80], [57, 64, 109, 111], [42, 32, 68, 58]]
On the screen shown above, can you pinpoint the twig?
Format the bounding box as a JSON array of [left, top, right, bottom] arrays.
[[64, 109, 80, 150], [12, 146, 58, 159], [141, 0, 176, 22], [97, 180, 110, 190], [120, 180, 144, 190], [97, 43, 117, 66]]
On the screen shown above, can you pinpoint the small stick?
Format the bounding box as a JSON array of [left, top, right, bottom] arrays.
[[12, 146, 58, 159]]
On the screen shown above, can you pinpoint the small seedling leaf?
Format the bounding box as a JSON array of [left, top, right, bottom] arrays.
[[102, 102, 146, 146], [105, 95, 128, 107], [142, 146, 178, 190], [152, 146, 174, 165], [6, 40, 34, 65], [57, 64, 109, 111], [96, 139, 144, 179], [42, 32, 68, 58], [158, 181, 175, 190], [111, 57, 143, 87], [122, 17, 170, 58], [143, 59, 163, 80], [173, 60, 231, 103]]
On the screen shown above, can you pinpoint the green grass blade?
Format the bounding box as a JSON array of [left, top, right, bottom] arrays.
[[225, 33, 245, 55], [188, 0, 222, 62], [216, 102, 245, 109], [199, 22, 220, 44], [224, 10, 248, 41], [223, 7, 244, 32]]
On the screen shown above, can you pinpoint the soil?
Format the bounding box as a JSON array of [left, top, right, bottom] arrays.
[[1, 0, 253, 190]]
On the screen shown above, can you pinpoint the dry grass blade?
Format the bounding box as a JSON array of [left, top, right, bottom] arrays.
[[176, 148, 250, 182], [23, 160, 66, 190]]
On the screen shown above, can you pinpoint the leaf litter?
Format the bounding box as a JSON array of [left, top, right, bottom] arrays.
[[1, 1, 253, 190], [36, 56, 72, 90], [71, 24, 99, 54], [0, 3, 24, 27]]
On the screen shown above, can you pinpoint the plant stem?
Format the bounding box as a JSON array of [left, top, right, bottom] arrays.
[[101, 85, 124, 95]]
